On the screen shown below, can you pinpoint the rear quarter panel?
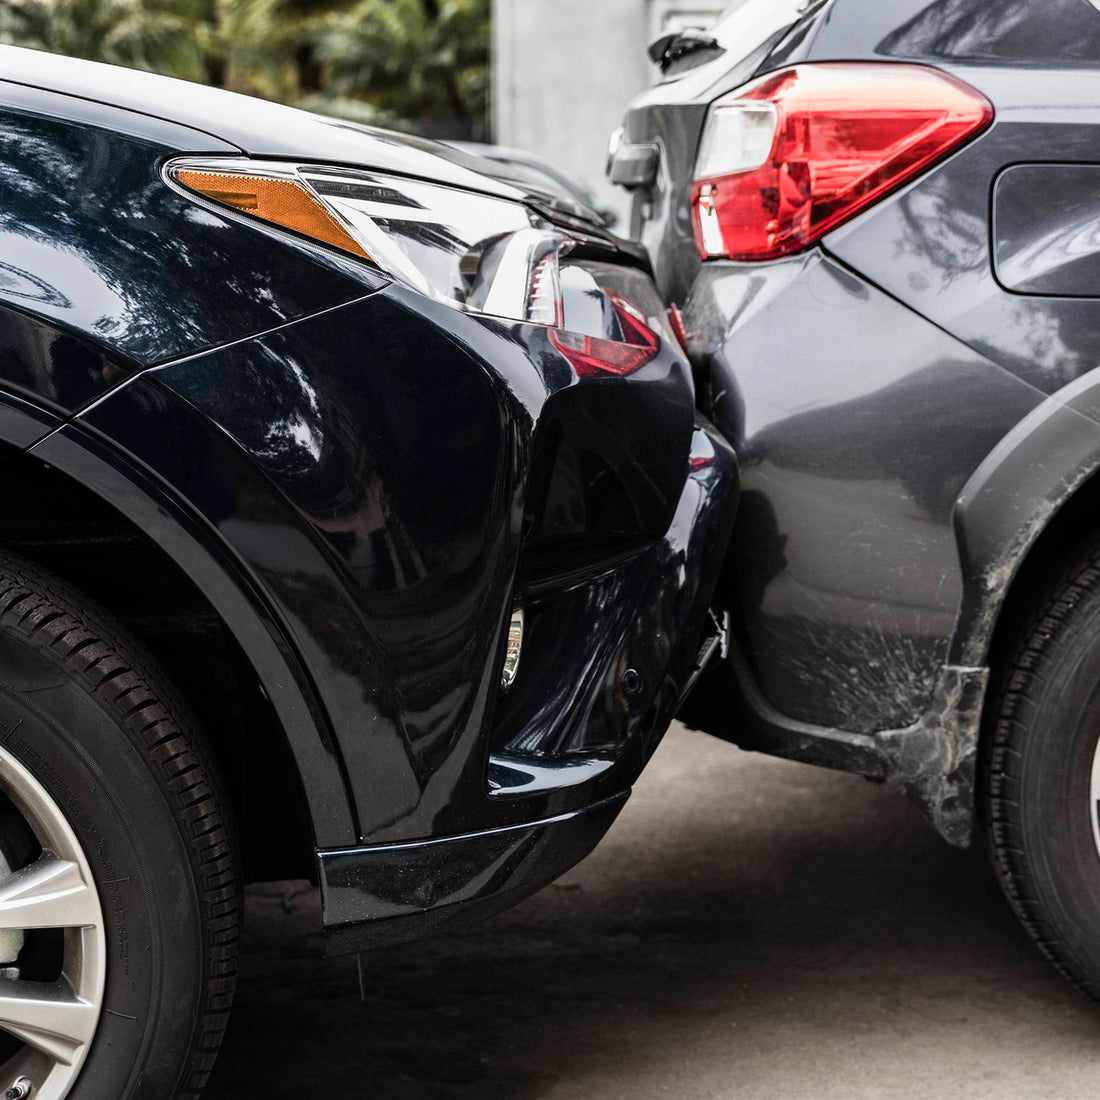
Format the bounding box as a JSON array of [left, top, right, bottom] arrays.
[[688, 0, 1100, 732]]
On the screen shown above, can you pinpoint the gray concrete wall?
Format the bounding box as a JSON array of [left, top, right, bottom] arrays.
[[493, 0, 727, 229]]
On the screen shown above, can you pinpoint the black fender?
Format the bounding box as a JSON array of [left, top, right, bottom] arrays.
[[25, 417, 359, 849], [0, 81, 379, 413]]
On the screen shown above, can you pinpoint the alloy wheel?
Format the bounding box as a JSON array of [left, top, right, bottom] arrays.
[[0, 742, 105, 1099]]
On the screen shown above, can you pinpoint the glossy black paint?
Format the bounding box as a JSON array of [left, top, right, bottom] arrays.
[[0, 45, 608, 228], [28, 420, 359, 847], [616, 0, 1100, 843], [0, 49, 738, 943], [320, 795, 627, 953], [78, 283, 735, 847], [0, 389, 62, 449], [315, 416, 734, 951], [78, 294, 737, 946], [0, 85, 381, 409]]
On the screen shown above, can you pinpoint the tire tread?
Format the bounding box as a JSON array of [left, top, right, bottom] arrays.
[[0, 552, 238, 1097], [984, 541, 1100, 1000]]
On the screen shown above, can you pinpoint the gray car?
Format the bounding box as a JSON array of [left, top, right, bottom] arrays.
[[613, 0, 1100, 1001]]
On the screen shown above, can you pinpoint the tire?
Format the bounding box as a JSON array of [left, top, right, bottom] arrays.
[[0, 552, 238, 1098], [984, 535, 1100, 1000]]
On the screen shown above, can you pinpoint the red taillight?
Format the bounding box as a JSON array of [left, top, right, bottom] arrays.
[[691, 63, 993, 262], [668, 303, 690, 355], [550, 292, 660, 378]]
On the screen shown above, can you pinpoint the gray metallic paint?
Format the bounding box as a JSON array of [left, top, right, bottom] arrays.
[[622, 0, 1100, 842], [992, 165, 1100, 297], [688, 252, 1042, 734], [953, 368, 1100, 669], [825, 68, 1100, 396]]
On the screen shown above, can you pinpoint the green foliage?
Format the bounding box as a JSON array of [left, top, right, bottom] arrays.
[[0, 0, 491, 137], [314, 0, 489, 137], [0, 0, 208, 75]]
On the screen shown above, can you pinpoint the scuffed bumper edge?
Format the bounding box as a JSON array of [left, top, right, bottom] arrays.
[[319, 793, 627, 954], [713, 642, 989, 848]]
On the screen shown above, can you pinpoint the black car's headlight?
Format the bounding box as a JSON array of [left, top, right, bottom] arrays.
[[167, 157, 575, 327]]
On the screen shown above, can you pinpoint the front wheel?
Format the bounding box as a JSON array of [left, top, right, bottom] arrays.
[[0, 554, 238, 1098], [984, 537, 1100, 1000]]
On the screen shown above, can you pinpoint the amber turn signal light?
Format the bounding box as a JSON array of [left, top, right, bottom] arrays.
[[173, 169, 371, 260]]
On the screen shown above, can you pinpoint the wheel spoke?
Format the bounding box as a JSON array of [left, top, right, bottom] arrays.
[[0, 856, 100, 931], [0, 978, 97, 1065]]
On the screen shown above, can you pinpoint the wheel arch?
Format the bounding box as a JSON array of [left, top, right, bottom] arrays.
[[0, 410, 358, 870], [953, 368, 1100, 675]]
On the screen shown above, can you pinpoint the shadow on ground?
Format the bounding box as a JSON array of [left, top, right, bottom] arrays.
[[205, 725, 1100, 1100]]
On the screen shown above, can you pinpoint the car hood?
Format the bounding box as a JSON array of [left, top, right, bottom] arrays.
[[0, 45, 605, 227]]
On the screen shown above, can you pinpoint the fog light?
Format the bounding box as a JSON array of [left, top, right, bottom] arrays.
[[501, 607, 524, 690]]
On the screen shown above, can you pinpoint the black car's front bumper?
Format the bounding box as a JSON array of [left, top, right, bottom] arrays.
[[76, 275, 738, 952], [319, 417, 736, 950]]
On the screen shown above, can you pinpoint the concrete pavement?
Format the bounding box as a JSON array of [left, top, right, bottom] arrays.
[[206, 724, 1100, 1099]]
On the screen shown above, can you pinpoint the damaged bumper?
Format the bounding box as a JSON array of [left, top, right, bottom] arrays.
[[320, 416, 738, 951], [77, 270, 739, 951]]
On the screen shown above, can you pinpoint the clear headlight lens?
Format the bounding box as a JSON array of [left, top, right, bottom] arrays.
[[168, 156, 671, 381], [168, 157, 569, 326]]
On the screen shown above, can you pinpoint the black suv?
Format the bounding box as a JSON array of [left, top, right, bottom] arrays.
[[0, 45, 738, 1098]]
